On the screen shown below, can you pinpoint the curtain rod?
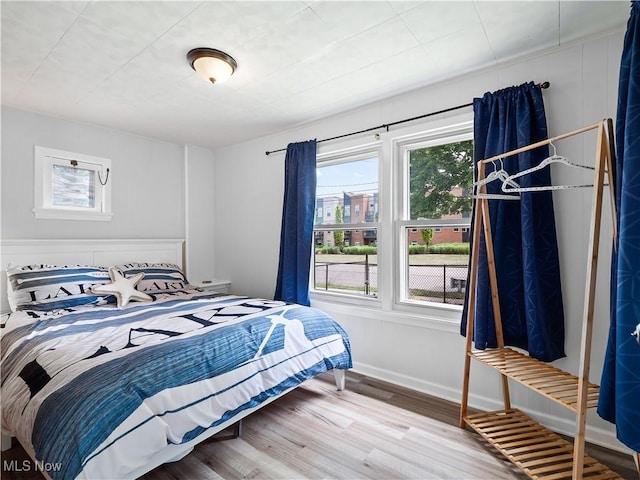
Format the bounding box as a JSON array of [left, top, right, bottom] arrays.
[[265, 81, 550, 156]]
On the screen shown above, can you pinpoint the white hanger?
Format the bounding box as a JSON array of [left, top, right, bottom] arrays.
[[501, 142, 595, 193], [473, 159, 521, 200], [632, 323, 640, 346]]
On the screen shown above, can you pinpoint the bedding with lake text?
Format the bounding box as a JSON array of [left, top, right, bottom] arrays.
[[0, 289, 352, 480]]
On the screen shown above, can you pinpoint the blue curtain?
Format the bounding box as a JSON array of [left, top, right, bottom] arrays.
[[274, 140, 317, 306], [598, 1, 640, 453], [461, 82, 566, 362]]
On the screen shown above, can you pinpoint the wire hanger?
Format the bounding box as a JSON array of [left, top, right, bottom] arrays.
[[501, 142, 595, 193], [473, 159, 521, 200]]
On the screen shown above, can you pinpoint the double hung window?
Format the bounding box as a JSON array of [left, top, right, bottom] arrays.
[[311, 121, 473, 314], [396, 124, 473, 306], [313, 147, 379, 298]]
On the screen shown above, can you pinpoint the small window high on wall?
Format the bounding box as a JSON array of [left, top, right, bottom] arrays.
[[34, 146, 112, 221]]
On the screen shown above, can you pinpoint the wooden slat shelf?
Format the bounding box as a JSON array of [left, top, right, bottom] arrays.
[[470, 348, 599, 412], [463, 409, 623, 480]]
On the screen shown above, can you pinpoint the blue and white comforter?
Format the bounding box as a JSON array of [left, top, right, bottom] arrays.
[[1, 290, 352, 479]]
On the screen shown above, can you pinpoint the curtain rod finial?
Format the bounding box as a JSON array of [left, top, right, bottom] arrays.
[[540, 81, 550, 89]]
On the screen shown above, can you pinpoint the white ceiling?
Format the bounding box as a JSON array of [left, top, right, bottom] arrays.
[[1, 1, 631, 150]]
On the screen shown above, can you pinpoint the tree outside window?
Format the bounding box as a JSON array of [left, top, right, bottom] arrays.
[[409, 140, 473, 220]]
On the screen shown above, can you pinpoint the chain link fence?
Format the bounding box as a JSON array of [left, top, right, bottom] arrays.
[[407, 264, 468, 305], [314, 258, 378, 296], [314, 255, 468, 305]]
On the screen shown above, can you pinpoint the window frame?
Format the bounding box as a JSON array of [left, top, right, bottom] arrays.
[[34, 146, 113, 221], [311, 143, 382, 303], [393, 121, 473, 311], [309, 119, 474, 325]]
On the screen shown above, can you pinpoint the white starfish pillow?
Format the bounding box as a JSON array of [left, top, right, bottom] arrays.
[[92, 267, 153, 308]]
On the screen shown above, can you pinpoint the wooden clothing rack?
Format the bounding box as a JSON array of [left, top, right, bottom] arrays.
[[459, 118, 633, 479]]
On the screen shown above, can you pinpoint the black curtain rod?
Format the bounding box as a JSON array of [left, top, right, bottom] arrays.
[[265, 81, 550, 156]]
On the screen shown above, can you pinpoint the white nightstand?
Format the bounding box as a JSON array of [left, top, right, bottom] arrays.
[[194, 279, 231, 294]]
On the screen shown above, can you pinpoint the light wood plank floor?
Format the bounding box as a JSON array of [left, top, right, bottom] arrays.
[[2, 371, 636, 479]]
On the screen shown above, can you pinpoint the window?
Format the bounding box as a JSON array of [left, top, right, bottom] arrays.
[[311, 121, 473, 316], [313, 148, 379, 298], [34, 146, 112, 221], [396, 124, 473, 307]]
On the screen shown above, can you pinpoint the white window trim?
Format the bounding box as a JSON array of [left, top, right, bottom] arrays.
[[311, 142, 382, 304], [34, 146, 113, 221], [310, 117, 475, 325], [393, 121, 473, 312]]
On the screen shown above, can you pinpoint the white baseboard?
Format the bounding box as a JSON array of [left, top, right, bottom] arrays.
[[350, 361, 633, 456], [352, 361, 462, 405]]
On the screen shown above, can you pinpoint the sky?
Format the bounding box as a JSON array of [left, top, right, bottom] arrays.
[[316, 156, 378, 198]]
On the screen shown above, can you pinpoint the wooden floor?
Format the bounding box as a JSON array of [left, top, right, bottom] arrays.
[[2, 371, 637, 479]]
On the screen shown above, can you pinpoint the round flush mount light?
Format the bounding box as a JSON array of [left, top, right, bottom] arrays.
[[187, 48, 237, 84]]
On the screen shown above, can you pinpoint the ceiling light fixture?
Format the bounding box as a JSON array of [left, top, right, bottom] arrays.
[[187, 48, 237, 84]]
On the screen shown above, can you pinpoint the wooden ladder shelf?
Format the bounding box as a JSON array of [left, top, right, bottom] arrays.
[[460, 119, 623, 479]]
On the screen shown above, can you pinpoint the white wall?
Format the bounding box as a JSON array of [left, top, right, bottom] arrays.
[[1, 107, 186, 240], [213, 31, 628, 452], [184, 144, 216, 284]]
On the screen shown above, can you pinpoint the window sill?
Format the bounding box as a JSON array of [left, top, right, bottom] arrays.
[[33, 208, 113, 222], [395, 298, 463, 315], [310, 289, 380, 306], [310, 290, 463, 333]]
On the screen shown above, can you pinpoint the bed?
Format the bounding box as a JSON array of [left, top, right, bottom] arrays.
[[0, 239, 352, 480]]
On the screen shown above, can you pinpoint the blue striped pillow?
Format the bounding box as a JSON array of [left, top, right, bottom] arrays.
[[116, 263, 189, 293], [6, 264, 113, 312]]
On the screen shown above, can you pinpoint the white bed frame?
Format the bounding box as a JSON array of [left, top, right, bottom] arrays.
[[0, 238, 346, 479]]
